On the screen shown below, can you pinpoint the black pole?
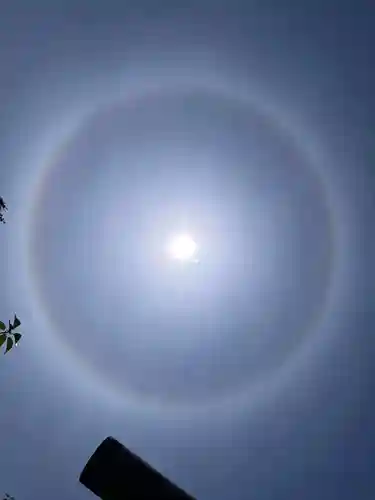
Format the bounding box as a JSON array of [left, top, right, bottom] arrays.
[[79, 436, 196, 500]]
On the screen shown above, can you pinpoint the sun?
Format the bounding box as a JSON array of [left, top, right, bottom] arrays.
[[167, 233, 198, 261]]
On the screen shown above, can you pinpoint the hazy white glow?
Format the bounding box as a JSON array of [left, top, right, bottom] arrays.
[[167, 234, 198, 261]]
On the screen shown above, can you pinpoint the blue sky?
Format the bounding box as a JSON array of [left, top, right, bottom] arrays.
[[0, 1, 374, 499]]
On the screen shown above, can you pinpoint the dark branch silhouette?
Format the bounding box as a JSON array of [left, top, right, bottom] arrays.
[[0, 198, 22, 353]]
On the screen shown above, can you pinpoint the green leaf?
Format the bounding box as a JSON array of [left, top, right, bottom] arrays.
[[14, 333, 22, 345], [0, 334, 6, 347], [0, 321, 6, 331], [5, 336, 13, 354], [13, 315, 21, 329]]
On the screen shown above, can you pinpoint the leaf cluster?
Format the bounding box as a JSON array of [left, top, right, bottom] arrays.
[[0, 315, 22, 354], [0, 197, 8, 224]]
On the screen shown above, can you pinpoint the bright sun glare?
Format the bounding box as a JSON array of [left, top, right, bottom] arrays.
[[167, 234, 198, 261]]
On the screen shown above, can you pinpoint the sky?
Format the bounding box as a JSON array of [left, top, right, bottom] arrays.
[[0, 1, 374, 499]]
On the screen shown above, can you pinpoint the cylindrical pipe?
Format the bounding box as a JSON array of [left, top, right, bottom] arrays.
[[79, 436, 196, 500]]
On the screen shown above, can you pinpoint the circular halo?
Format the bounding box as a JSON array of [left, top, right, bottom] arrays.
[[20, 74, 340, 418]]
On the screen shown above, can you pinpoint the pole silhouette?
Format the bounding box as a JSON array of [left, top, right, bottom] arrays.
[[79, 436, 196, 500]]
